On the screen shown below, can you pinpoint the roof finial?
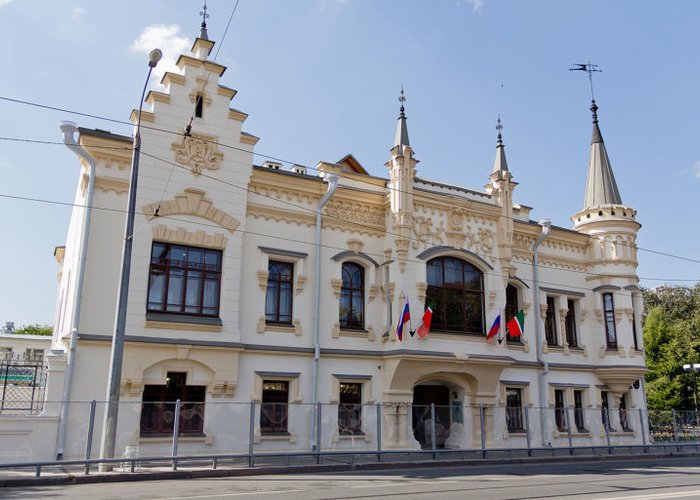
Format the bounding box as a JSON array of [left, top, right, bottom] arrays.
[[496, 114, 504, 146], [590, 100, 599, 124], [398, 85, 406, 118], [199, 1, 210, 40], [569, 61, 601, 101]]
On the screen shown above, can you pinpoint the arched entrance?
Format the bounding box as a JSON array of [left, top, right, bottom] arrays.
[[412, 382, 457, 449]]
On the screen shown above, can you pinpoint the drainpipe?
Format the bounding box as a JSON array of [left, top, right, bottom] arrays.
[[55, 122, 97, 460], [310, 172, 339, 448], [532, 218, 551, 448]]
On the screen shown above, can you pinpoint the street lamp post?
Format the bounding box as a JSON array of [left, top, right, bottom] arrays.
[[99, 48, 161, 471], [683, 363, 700, 416]]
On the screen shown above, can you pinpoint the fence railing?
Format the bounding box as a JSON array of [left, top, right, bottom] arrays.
[[0, 358, 47, 415], [1, 400, 699, 475]]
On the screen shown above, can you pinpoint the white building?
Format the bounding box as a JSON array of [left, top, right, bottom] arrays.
[[6, 22, 649, 462]]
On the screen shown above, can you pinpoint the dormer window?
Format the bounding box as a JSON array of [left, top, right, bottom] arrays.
[[195, 94, 204, 118]]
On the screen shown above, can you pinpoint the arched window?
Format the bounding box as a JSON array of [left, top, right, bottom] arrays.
[[426, 257, 484, 334], [340, 262, 364, 329], [505, 284, 521, 343]]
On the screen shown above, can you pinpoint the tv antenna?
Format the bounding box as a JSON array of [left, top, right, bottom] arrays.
[[569, 62, 601, 100]]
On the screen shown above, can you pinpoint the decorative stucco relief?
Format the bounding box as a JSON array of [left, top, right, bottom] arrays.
[[324, 201, 384, 228], [412, 216, 444, 249], [152, 224, 228, 249], [171, 132, 224, 176], [142, 188, 240, 233]]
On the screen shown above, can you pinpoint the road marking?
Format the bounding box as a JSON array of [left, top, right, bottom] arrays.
[[602, 489, 700, 500], [154, 489, 304, 499], [350, 480, 458, 489]]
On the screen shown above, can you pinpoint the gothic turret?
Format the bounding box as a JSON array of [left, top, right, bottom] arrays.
[[572, 100, 640, 269], [386, 87, 418, 272], [486, 118, 518, 284]]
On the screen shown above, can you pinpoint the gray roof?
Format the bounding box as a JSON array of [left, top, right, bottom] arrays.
[[492, 132, 508, 173], [582, 101, 622, 208], [394, 113, 410, 147]]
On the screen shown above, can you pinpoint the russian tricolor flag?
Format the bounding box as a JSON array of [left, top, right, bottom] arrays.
[[396, 297, 410, 342]]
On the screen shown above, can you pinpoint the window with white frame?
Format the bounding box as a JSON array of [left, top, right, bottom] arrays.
[[338, 382, 363, 435], [554, 389, 567, 432], [339, 262, 364, 330], [603, 293, 617, 348], [506, 388, 525, 432], [545, 296, 558, 346], [265, 261, 294, 324], [574, 389, 587, 432], [260, 380, 290, 434], [565, 299, 578, 348], [505, 284, 521, 343]]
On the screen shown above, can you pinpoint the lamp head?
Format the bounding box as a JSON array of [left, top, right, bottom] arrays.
[[148, 49, 163, 68]]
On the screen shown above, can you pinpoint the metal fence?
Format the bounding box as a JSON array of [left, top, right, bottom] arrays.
[[0, 356, 47, 414], [2, 399, 700, 477]]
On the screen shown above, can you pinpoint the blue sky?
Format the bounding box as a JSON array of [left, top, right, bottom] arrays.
[[0, 0, 698, 327]]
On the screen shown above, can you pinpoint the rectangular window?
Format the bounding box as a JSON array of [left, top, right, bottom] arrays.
[[603, 293, 617, 348], [147, 243, 222, 317], [574, 390, 586, 432], [265, 261, 294, 324], [631, 295, 639, 350], [140, 372, 205, 437], [601, 390, 614, 432], [619, 394, 631, 431], [338, 382, 363, 435], [506, 388, 524, 432], [261, 380, 289, 434], [545, 296, 558, 346], [0, 347, 12, 361], [565, 299, 578, 348], [555, 389, 567, 431]]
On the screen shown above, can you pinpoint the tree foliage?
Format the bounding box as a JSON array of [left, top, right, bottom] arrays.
[[643, 284, 700, 410], [13, 324, 53, 336]]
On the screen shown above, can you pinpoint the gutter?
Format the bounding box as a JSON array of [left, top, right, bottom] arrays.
[[55, 122, 97, 460], [310, 172, 339, 448], [532, 219, 551, 448]]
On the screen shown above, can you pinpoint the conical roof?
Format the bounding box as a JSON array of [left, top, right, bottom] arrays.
[[394, 87, 410, 147], [582, 100, 622, 208], [492, 118, 508, 173]]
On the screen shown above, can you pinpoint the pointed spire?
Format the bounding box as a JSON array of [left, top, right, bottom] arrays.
[[582, 100, 622, 208], [199, 1, 210, 40], [492, 115, 509, 173], [394, 86, 410, 147]]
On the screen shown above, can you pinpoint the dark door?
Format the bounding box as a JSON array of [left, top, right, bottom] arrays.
[[412, 385, 450, 449]]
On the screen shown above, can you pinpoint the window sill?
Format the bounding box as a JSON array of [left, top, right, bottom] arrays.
[[339, 328, 369, 339], [145, 312, 222, 332], [139, 434, 209, 444], [260, 432, 293, 442]]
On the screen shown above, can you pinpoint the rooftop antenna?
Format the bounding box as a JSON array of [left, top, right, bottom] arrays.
[[569, 61, 601, 100]]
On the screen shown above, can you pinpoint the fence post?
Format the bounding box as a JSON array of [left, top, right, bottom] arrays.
[[430, 403, 437, 458], [479, 404, 486, 459], [84, 399, 97, 475], [1, 363, 8, 411], [248, 401, 255, 467], [171, 399, 181, 471], [376, 402, 382, 462], [639, 408, 646, 451], [566, 407, 573, 455], [316, 401, 322, 464], [524, 406, 532, 457], [672, 409, 680, 451], [604, 408, 612, 454]]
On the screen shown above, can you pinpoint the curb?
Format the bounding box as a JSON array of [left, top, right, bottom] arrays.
[[2, 451, 699, 488]]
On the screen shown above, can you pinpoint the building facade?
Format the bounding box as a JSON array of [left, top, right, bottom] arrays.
[[38, 28, 648, 461]]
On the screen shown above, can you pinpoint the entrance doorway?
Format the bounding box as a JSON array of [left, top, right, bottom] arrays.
[[412, 384, 451, 449]]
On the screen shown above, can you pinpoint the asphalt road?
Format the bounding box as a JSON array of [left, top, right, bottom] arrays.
[[2, 457, 700, 499]]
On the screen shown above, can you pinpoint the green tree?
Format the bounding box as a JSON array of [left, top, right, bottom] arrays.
[[14, 324, 53, 336], [643, 285, 700, 410]]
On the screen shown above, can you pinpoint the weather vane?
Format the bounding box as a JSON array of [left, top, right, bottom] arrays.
[[200, 1, 209, 27], [569, 61, 602, 100], [398, 85, 406, 117]]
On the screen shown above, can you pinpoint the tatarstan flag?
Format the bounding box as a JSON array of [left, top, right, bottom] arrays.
[[506, 310, 525, 337]]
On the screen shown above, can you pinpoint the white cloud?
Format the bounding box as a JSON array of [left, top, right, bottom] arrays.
[[72, 7, 87, 19], [694, 161, 700, 179], [0, 0, 14, 7], [130, 24, 191, 82], [460, 0, 485, 14]]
